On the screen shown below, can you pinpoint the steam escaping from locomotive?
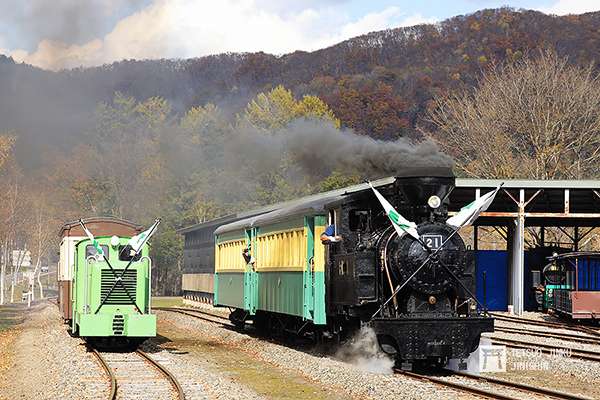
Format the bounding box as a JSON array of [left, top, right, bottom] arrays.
[[233, 119, 453, 179], [334, 327, 394, 374]]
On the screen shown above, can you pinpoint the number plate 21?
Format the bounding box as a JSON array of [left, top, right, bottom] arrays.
[[422, 234, 443, 250]]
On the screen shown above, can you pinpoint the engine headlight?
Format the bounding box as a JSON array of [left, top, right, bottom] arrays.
[[428, 195, 441, 209], [110, 235, 120, 248]]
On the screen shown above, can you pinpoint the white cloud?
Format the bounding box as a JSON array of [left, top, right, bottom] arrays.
[[541, 0, 600, 15], [7, 0, 435, 70], [0, 35, 7, 56], [341, 7, 435, 38]]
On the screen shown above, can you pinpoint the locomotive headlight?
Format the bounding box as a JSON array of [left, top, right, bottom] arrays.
[[427, 195, 441, 209], [110, 235, 120, 248]]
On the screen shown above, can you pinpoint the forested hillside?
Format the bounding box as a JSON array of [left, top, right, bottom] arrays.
[[3, 7, 600, 296], [4, 7, 600, 156]]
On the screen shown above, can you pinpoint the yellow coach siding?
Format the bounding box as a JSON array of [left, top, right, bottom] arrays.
[[313, 225, 326, 272], [255, 228, 307, 272], [215, 239, 247, 272]]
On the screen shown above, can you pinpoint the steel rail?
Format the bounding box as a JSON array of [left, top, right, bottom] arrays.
[[154, 307, 232, 325], [490, 313, 600, 337], [136, 349, 185, 400], [90, 349, 117, 400], [396, 369, 592, 400], [451, 370, 592, 400], [494, 326, 600, 345], [491, 337, 600, 362], [396, 369, 520, 400], [91, 347, 185, 400]]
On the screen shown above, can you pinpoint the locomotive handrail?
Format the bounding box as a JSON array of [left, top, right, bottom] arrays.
[[140, 256, 152, 313], [85, 256, 96, 314], [382, 227, 399, 310]]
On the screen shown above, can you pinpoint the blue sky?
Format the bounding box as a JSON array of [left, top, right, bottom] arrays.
[[345, 1, 554, 20], [0, 0, 596, 70]]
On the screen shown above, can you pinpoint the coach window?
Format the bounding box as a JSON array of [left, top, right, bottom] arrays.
[[349, 209, 370, 232]]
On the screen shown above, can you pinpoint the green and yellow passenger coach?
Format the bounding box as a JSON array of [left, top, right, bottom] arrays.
[[214, 214, 328, 331]]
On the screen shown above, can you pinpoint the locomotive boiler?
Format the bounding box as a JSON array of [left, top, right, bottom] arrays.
[[207, 170, 493, 367]]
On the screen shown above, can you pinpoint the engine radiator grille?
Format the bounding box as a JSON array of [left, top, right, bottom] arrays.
[[100, 270, 137, 305], [112, 314, 124, 335]]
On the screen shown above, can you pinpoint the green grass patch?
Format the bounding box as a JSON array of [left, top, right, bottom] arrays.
[[152, 297, 184, 308], [158, 321, 350, 400]]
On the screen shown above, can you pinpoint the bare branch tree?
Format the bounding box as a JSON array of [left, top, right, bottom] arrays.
[[424, 50, 600, 179]]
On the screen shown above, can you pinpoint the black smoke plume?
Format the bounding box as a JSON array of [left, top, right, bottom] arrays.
[[231, 119, 453, 180]]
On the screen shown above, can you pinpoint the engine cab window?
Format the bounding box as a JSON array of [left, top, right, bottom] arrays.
[[349, 209, 370, 232], [85, 245, 109, 259], [328, 210, 337, 234], [118, 245, 142, 261]]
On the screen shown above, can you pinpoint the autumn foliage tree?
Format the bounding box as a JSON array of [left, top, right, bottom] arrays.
[[243, 85, 339, 130], [425, 51, 600, 179]]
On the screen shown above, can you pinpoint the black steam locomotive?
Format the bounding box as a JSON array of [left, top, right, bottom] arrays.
[[334, 170, 494, 367]]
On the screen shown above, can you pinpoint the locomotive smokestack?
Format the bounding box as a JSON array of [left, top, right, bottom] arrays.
[[395, 167, 455, 207]]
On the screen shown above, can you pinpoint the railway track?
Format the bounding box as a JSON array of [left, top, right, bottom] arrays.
[[157, 307, 597, 397], [91, 348, 185, 400], [396, 369, 592, 400], [490, 336, 600, 362], [154, 306, 232, 326], [491, 313, 600, 338], [494, 326, 600, 345]]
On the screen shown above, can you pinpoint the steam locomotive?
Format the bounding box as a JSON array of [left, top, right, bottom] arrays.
[[183, 169, 494, 367]]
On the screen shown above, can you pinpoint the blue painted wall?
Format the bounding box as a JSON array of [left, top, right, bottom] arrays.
[[476, 250, 508, 311], [577, 258, 600, 290]]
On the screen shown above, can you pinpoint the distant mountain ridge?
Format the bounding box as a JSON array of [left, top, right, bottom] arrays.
[[3, 7, 600, 164]]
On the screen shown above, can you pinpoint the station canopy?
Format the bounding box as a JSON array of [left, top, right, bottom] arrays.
[[451, 179, 600, 227]]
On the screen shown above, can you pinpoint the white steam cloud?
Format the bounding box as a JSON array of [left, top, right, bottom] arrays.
[[334, 326, 394, 374]]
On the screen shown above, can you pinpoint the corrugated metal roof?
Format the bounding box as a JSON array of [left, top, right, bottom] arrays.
[[214, 191, 348, 235], [456, 178, 600, 189]]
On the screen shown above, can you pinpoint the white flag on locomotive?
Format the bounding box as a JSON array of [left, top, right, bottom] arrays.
[[446, 184, 502, 228], [127, 219, 160, 253], [79, 219, 105, 258], [368, 182, 420, 241]]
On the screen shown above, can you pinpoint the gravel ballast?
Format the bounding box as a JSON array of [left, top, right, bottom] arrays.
[[156, 309, 477, 400], [1, 302, 108, 400]]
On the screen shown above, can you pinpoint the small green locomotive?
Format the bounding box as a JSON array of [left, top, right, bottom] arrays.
[[58, 218, 157, 346]]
